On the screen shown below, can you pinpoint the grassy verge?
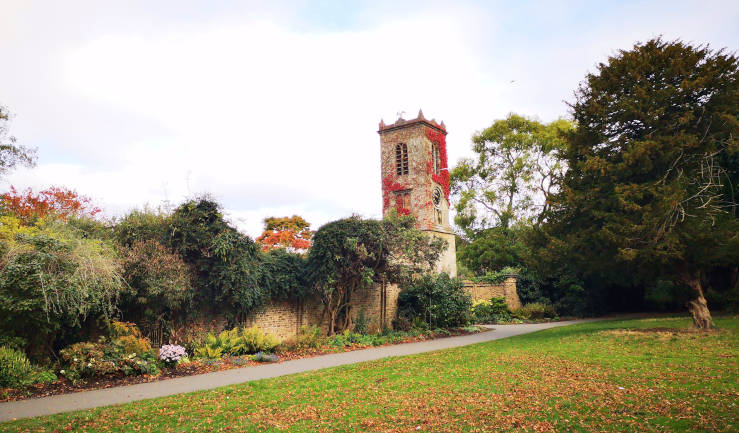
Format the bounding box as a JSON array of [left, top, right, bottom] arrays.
[[3, 316, 737, 432]]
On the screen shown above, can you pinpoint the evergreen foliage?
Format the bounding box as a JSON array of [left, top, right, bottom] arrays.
[[398, 273, 471, 328], [544, 38, 738, 327]]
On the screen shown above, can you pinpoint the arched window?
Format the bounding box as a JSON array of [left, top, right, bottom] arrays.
[[432, 144, 441, 175], [395, 143, 409, 176]]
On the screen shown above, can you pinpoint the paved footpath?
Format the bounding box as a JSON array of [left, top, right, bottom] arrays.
[[1, 320, 591, 422]]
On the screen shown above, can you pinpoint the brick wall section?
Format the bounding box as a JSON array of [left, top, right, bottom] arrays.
[[462, 276, 522, 309], [244, 277, 521, 341], [244, 283, 402, 341]]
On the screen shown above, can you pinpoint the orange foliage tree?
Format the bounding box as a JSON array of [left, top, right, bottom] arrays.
[[256, 215, 313, 253], [0, 185, 101, 224]]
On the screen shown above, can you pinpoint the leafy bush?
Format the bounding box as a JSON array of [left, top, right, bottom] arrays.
[[194, 326, 279, 358], [59, 341, 116, 381], [0, 346, 35, 387], [119, 239, 192, 325], [470, 297, 513, 323], [398, 273, 471, 328], [353, 310, 371, 334], [281, 325, 323, 351], [109, 321, 153, 355], [167, 198, 265, 320], [240, 326, 279, 354], [0, 219, 123, 361], [159, 344, 187, 365], [59, 322, 160, 382], [515, 303, 557, 320]]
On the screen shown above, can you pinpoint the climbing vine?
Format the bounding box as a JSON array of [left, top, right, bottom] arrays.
[[425, 128, 450, 201], [382, 174, 410, 215]]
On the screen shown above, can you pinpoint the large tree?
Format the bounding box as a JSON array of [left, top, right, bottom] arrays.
[[307, 214, 445, 335], [549, 38, 738, 328], [450, 114, 572, 274], [451, 114, 572, 233]]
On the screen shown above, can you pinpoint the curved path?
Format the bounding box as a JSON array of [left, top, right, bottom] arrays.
[[1, 320, 592, 422]]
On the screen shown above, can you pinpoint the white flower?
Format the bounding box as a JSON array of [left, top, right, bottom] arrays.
[[60, 369, 65, 374]]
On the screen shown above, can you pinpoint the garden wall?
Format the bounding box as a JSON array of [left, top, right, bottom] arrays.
[[244, 282, 401, 340], [243, 277, 519, 340], [462, 276, 521, 309]]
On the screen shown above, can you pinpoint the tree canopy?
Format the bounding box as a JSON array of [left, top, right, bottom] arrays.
[[307, 214, 445, 334], [256, 215, 313, 253], [451, 114, 573, 234], [546, 38, 738, 328]]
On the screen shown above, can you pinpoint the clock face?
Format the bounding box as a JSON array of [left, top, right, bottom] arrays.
[[432, 186, 442, 207]]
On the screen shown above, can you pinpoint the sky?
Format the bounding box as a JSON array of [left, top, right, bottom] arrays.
[[1, 0, 737, 237]]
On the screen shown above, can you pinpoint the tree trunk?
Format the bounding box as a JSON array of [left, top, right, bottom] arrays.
[[681, 270, 713, 330]]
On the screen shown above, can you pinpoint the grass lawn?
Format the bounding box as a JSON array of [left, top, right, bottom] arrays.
[[3, 316, 737, 432]]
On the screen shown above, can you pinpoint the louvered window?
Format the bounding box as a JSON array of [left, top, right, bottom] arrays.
[[395, 143, 409, 176]]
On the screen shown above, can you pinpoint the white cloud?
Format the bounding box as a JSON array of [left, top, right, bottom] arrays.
[[1, 1, 737, 237]]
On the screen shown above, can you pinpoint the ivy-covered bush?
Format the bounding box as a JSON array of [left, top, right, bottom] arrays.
[[118, 239, 192, 326], [397, 273, 471, 328]]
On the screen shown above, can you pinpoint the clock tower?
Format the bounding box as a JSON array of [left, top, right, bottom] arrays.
[[378, 110, 457, 277]]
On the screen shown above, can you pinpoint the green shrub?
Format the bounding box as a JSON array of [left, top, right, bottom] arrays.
[[281, 325, 323, 351], [0, 346, 35, 387], [194, 330, 238, 359], [239, 326, 279, 354], [470, 297, 513, 323], [515, 303, 557, 320], [194, 326, 279, 358], [353, 310, 371, 335], [0, 220, 123, 361], [59, 341, 116, 382], [59, 322, 160, 382], [398, 273, 471, 328], [391, 316, 411, 332]]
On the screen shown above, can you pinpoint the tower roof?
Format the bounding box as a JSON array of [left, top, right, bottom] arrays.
[[378, 109, 447, 135]]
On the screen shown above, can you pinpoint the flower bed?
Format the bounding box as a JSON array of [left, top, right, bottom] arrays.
[[0, 326, 487, 403]]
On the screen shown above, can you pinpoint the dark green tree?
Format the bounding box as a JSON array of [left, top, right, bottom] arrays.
[[166, 198, 264, 321], [548, 38, 738, 328]]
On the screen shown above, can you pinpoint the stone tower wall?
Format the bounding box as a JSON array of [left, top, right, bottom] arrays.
[[378, 111, 457, 277]]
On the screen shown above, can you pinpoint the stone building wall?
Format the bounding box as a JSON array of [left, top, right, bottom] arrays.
[[378, 112, 457, 277], [462, 276, 521, 309]]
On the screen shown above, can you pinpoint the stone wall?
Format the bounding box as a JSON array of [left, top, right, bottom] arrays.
[[242, 277, 521, 341], [244, 283, 401, 341], [462, 276, 521, 309]]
